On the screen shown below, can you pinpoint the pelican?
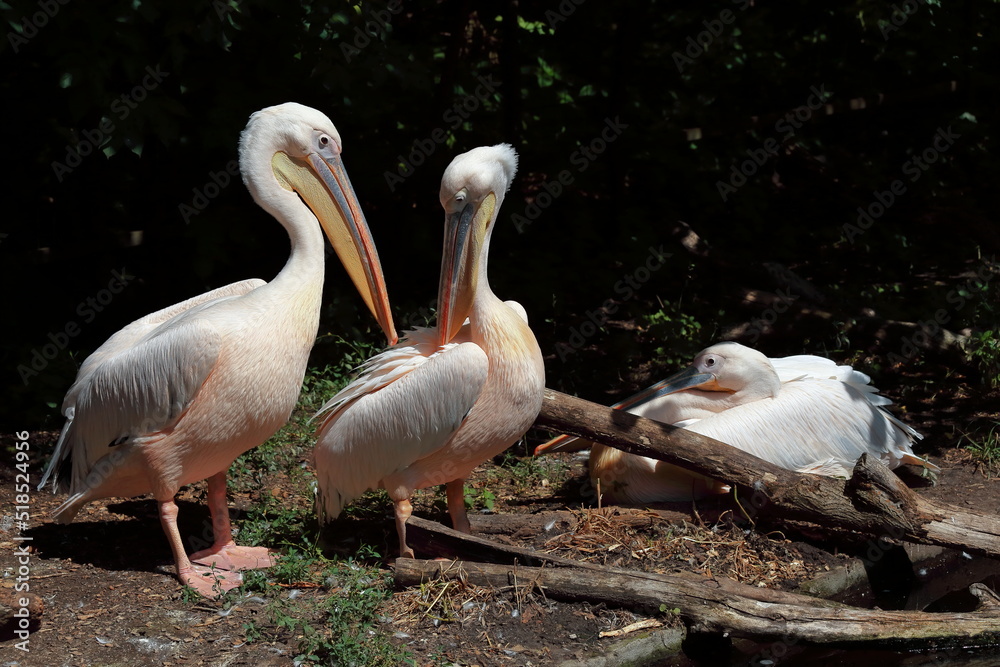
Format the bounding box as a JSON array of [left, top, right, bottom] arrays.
[[38, 103, 396, 597], [537, 342, 937, 503], [313, 144, 545, 557]]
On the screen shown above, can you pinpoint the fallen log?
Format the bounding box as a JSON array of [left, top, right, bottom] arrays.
[[468, 510, 578, 538], [534, 389, 1000, 559], [467, 507, 695, 538], [396, 556, 1000, 649], [406, 514, 849, 610]]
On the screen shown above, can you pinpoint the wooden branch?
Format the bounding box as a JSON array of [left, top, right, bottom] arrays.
[[407, 514, 565, 567], [534, 389, 1000, 558], [405, 515, 847, 610], [396, 557, 1000, 649], [468, 511, 578, 537], [466, 508, 695, 537]]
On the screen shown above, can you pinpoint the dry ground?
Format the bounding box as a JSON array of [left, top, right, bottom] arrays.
[[3, 361, 1000, 666]]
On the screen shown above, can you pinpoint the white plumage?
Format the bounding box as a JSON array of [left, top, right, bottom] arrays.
[[538, 342, 936, 503], [313, 145, 545, 557], [38, 103, 395, 596]]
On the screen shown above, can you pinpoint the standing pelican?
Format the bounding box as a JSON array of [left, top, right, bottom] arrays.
[[38, 103, 396, 597], [537, 342, 937, 503], [313, 144, 545, 557]]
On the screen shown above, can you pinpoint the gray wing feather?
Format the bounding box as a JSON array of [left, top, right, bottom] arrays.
[[39, 279, 263, 492]]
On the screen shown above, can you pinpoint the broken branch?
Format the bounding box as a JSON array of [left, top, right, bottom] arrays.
[[534, 389, 1000, 558], [396, 556, 1000, 649]]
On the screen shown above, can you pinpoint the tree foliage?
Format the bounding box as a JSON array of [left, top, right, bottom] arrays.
[[2, 0, 998, 426]]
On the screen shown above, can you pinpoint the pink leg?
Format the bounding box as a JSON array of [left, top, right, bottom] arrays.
[[394, 498, 415, 559], [190, 472, 276, 571], [446, 479, 471, 533], [158, 498, 240, 598]]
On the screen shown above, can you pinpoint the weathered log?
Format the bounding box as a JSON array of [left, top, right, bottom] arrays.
[[407, 514, 563, 567], [406, 514, 849, 610], [534, 389, 1000, 558], [396, 557, 1000, 649], [467, 507, 693, 537], [468, 511, 578, 537]]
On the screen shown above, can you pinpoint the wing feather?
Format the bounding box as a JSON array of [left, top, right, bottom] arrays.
[[770, 354, 894, 407], [37, 280, 262, 493], [314, 341, 488, 521], [682, 379, 925, 474], [70, 279, 263, 385]]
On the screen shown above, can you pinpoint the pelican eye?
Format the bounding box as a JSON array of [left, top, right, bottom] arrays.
[[318, 134, 331, 147]]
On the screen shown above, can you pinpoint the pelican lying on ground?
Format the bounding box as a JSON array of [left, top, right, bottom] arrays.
[[39, 103, 396, 597], [313, 144, 545, 557], [536, 342, 937, 503]]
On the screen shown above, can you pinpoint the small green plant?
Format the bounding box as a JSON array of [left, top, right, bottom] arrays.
[[179, 585, 202, 604], [490, 452, 570, 493], [464, 486, 496, 511], [641, 301, 704, 369], [343, 488, 394, 519], [300, 363, 345, 412], [962, 422, 1000, 469], [966, 330, 1000, 388], [227, 499, 411, 664], [233, 555, 412, 666], [243, 620, 264, 643], [193, 340, 413, 665]]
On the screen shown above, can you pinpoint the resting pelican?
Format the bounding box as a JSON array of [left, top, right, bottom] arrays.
[[38, 103, 396, 597], [537, 342, 937, 503], [313, 144, 545, 557]]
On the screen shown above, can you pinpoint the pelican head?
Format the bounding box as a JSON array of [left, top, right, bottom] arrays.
[[436, 143, 518, 345], [631, 341, 782, 407], [239, 102, 397, 344]]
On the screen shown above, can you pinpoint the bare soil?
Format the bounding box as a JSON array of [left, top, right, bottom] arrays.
[[3, 364, 1000, 666]]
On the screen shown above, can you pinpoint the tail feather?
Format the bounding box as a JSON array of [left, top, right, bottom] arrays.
[[314, 486, 346, 525], [880, 407, 923, 441], [51, 492, 88, 524], [39, 412, 75, 493], [897, 451, 941, 473]]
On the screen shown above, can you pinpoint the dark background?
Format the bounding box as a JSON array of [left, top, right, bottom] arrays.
[[2, 0, 998, 432]]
